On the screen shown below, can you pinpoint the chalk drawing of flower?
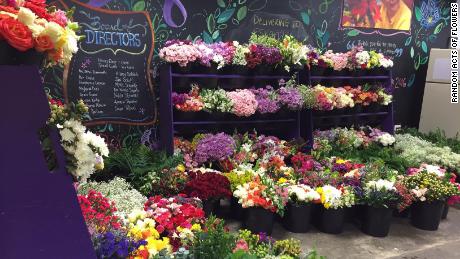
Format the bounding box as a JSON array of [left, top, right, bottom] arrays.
[[420, 0, 440, 29]]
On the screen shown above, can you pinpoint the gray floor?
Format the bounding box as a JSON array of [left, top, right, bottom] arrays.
[[226, 207, 460, 259]]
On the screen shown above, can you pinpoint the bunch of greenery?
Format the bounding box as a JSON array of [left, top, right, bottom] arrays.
[[249, 32, 280, 47], [105, 144, 183, 195], [191, 216, 236, 259], [224, 171, 254, 192]]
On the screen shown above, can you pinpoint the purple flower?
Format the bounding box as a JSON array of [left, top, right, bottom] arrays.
[[251, 86, 280, 114], [277, 87, 303, 110], [172, 92, 187, 106], [194, 133, 236, 164]]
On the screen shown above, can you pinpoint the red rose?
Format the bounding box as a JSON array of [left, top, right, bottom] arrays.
[[24, 2, 51, 20], [34, 34, 54, 52], [0, 6, 18, 14], [0, 18, 34, 51]]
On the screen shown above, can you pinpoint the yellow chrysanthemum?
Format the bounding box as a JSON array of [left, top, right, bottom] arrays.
[[176, 164, 186, 172]]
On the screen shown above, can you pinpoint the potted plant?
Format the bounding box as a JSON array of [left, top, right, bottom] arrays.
[[233, 176, 288, 235], [224, 168, 255, 220], [361, 179, 400, 237], [315, 185, 356, 234], [403, 170, 460, 230], [183, 170, 232, 216], [282, 184, 320, 233]]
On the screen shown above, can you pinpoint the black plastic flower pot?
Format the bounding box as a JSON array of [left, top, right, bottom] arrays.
[[255, 65, 274, 75], [0, 41, 44, 66], [282, 202, 312, 233], [310, 66, 327, 75], [231, 197, 246, 220], [202, 198, 219, 217], [393, 208, 410, 218], [442, 202, 449, 220], [316, 207, 345, 234], [192, 63, 218, 74], [244, 207, 275, 235], [172, 62, 193, 73], [362, 206, 393, 237], [410, 200, 444, 231], [363, 103, 381, 113], [353, 69, 368, 77], [369, 67, 387, 76]]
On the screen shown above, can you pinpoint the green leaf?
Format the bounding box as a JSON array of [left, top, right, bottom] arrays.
[[207, 14, 215, 33], [301, 11, 310, 25], [238, 0, 247, 4], [434, 23, 443, 34], [212, 30, 220, 39], [407, 74, 415, 87], [347, 29, 359, 37], [217, 8, 235, 23], [421, 41, 428, 53], [410, 47, 414, 58], [132, 0, 145, 11], [404, 36, 412, 46], [202, 31, 213, 43], [217, 24, 227, 30], [316, 28, 323, 37], [237, 6, 247, 21], [420, 56, 428, 65], [322, 31, 329, 45], [217, 0, 226, 8], [415, 6, 422, 22]]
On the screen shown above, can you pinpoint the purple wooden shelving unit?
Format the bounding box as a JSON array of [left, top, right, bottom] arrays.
[[159, 64, 394, 154], [160, 64, 304, 155], [305, 68, 395, 137]]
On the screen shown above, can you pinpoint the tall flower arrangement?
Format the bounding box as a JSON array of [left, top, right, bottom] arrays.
[[0, 0, 81, 65]]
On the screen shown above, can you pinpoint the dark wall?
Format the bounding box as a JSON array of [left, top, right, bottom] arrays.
[[43, 0, 453, 148]]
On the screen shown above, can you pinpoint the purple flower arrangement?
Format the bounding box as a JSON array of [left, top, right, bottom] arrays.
[[194, 133, 236, 165], [92, 230, 146, 259], [251, 86, 281, 114], [277, 86, 303, 110]]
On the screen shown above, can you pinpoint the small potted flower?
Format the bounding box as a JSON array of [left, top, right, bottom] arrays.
[[282, 184, 320, 233], [361, 179, 400, 237], [315, 184, 356, 234], [183, 170, 232, 216], [403, 170, 460, 230], [233, 176, 288, 235]]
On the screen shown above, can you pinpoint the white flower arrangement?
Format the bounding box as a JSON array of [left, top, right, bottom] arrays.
[[395, 134, 460, 171], [355, 50, 370, 66], [232, 43, 250, 66], [58, 119, 109, 182], [377, 133, 396, 146], [287, 184, 320, 204], [364, 179, 396, 192], [78, 177, 147, 217]]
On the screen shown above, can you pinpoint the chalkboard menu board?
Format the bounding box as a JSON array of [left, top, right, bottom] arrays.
[[61, 0, 155, 125]]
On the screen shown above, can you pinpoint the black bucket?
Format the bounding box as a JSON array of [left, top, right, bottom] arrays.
[[231, 197, 246, 220], [441, 202, 449, 220], [202, 198, 219, 217], [410, 200, 444, 231], [362, 206, 393, 237], [282, 202, 312, 233], [244, 207, 275, 235], [316, 207, 345, 234]]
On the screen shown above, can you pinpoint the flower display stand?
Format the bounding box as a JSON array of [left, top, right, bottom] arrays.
[[0, 66, 95, 258], [304, 68, 394, 149], [160, 64, 305, 154]]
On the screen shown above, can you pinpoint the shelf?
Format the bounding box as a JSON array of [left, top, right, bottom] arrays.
[[313, 112, 389, 118], [171, 73, 291, 79], [310, 75, 390, 80], [173, 118, 297, 125]]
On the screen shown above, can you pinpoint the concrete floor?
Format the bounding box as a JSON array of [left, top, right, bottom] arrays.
[[226, 207, 460, 259]]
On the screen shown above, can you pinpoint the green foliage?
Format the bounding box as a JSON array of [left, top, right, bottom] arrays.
[[305, 248, 326, 259], [105, 144, 183, 195], [192, 216, 236, 259], [274, 238, 302, 258], [224, 171, 254, 191], [249, 32, 280, 47], [226, 250, 257, 259]]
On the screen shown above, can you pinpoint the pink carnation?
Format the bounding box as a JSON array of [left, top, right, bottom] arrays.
[[159, 42, 202, 67], [226, 89, 258, 117], [233, 239, 249, 252]]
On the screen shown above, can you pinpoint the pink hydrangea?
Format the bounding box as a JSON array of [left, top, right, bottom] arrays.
[[159, 41, 202, 67], [226, 89, 258, 117], [331, 52, 348, 71]]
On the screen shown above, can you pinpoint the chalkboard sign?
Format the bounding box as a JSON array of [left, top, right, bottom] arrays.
[[61, 0, 155, 126]]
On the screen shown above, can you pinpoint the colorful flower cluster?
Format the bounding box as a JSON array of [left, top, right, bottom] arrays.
[[314, 46, 393, 70], [0, 0, 80, 65], [194, 133, 236, 165]]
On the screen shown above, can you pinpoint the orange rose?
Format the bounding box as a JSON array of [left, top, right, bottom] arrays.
[[34, 34, 54, 52], [0, 18, 34, 51]]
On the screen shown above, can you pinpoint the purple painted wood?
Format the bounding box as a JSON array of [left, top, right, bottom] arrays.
[[171, 73, 291, 79], [160, 65, 174, 154], [309, 75, 390, 80], [173, 119, 297, 125], [0, 66, 96, 258]]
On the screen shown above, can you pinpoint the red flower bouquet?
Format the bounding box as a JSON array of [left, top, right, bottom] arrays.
[[78, 190, 122, 233], [183, 171, 232, 201]]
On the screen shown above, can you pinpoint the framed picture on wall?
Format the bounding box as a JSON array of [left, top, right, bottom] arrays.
[[341, 0, 414, 31]]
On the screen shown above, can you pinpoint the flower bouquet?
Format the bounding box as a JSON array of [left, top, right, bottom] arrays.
[[283, 184, 320, 233], [403, 170, 460, 230], [314, 184, 356, 234], [194, 132, 236, 166], [233, 176, 288, 234], [0, 0, 80, 66], [183, 170, 232, 216], [361, 179, 400, 237]]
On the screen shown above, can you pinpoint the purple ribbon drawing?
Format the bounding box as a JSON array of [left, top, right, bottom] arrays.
[[163, 0, 187, 28], [86, 0, 113, 8]]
